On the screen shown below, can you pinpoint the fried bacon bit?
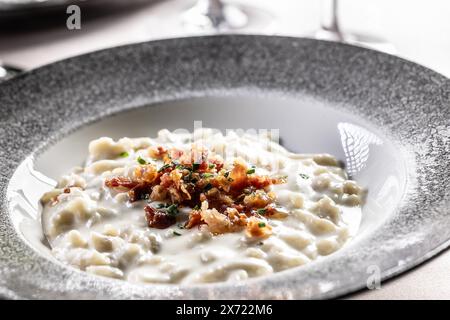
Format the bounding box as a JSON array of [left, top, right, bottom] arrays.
[[169, 148, 184, 160], [148, 146, 167, 159], [200, 208, 231, 234], [128, 183, 151, 202], [248, 175, 285, 189], [144, 205, 176, 229], [199, 201, 237, 234], [134, 164, 158, 184], [209, 156, 224, 172], [160, 169, 192, 203], [201, 187, 234, 212], [246, 217, 272, 238], [262, 204, 289, 219], [104, 145, 287, 237], [185, 209, 202, 229], [150, 185, 168, 201], [226, 207, 248, 227], [105, 176, 138, 189], [229, 159, 248, 190], [227, 159, 285, 193], [243, 190, 274, 209]]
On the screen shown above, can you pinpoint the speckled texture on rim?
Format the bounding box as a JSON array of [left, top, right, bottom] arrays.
[[0, 35, 449, 299]]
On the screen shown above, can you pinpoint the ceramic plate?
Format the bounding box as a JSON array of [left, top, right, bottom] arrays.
[[0, 35, 449, 299]]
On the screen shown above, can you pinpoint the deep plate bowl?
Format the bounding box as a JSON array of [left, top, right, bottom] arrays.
[[0, 35, 449, 299]]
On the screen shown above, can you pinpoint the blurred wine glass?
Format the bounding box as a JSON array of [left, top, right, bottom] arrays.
[[181, 0, 275, 33], [315, 0, 396, 54]]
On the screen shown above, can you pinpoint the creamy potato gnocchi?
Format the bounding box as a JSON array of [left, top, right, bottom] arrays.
[[41, 129, 364, 284]]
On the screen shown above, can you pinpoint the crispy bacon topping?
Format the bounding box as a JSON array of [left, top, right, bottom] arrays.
[[105, 176, 138, 189], [105, 145, 287, 237], [148, 146, 168, 159], [246, 217, 273, 238], [144, 205, 176, 229], [185, 209, 202, 229]]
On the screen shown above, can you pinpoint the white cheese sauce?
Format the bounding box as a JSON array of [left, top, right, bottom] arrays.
[[41, 129, 363, 284]]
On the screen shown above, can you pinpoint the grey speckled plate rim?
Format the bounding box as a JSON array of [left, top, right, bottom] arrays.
[[0, 35, 449, 299]]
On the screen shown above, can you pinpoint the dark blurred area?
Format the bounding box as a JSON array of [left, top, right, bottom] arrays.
[[0, 0, 159, 33]]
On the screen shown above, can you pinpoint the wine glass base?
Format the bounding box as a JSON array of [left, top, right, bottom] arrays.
[[181, 2, 275, 34], [315, 29, 396, 55]]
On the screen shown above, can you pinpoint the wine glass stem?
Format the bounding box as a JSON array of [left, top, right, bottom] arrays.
[[321, 0, 342, 35], [198, 0, 225, 27]]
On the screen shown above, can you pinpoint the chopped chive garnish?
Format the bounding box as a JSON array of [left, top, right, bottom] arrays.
[[192, 163, 200, 171], [299, 173, 309, 180], [257, 208, 267, 215], [258, 222, 266, 228], [119, 151, 129, 158], [224, 171, 230, 178], [204, 183, 213, 191], [246, 168, 256, 175], [173, 231, 182, 236], [209, 163, 215, 169], [137, 156, 147, 165], [202, 173, 213, 178], [167, 204, 179, 216], [193, 205, 200, 211]]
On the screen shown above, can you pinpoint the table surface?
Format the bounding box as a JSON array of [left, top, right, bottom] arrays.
[[1, 0, 449, 299]]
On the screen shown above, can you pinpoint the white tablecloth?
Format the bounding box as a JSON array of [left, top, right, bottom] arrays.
[[1, 0, 449, 299]]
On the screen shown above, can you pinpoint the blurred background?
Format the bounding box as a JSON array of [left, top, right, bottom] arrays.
[[0, 0, 449, 299], [0, 0, 450, 78]]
